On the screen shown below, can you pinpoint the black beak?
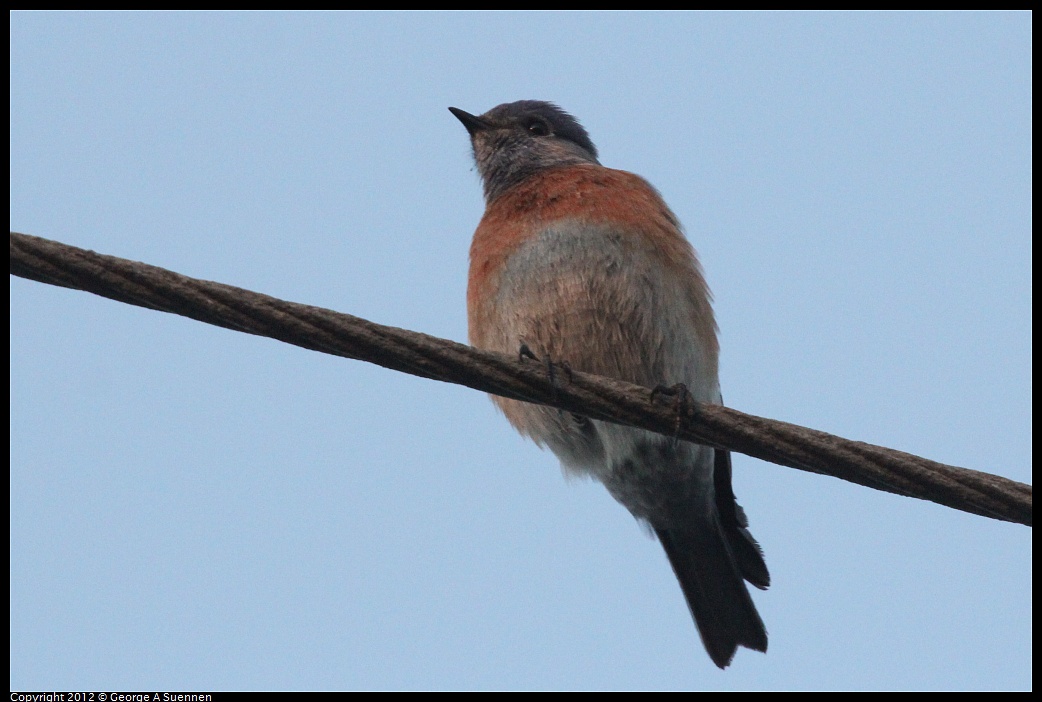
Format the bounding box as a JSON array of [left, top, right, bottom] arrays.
[[448, 107, 491, 136]]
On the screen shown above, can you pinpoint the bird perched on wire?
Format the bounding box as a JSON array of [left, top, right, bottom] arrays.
[[450, 100, 769, 669]]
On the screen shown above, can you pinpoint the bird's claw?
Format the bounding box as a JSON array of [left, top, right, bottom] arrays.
[[518, 343, 573, 403], [650, 382, 692, 443]]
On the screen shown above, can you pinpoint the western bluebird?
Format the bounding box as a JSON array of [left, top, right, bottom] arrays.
[[451, 100, 769, 669]]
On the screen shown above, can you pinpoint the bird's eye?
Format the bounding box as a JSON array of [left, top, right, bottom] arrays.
[[526, 118, 551, 137]]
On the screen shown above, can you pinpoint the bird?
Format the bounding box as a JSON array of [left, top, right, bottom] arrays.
[[450, 100, 769, 669]]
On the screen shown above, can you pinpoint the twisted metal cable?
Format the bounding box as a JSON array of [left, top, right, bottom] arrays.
[[10, 231, 1031, 526]]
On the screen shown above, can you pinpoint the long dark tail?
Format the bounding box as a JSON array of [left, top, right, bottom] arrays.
[[656, 449, 769, 669], [656, 521, 767, 669]]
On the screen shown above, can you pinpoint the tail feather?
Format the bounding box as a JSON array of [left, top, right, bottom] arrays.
[[726, 506, 770, 590], [714, 448, 770, 590], [656, 521, 768, 669]]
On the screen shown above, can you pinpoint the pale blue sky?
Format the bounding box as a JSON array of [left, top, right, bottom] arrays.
[[11, 11, 1031, 691]]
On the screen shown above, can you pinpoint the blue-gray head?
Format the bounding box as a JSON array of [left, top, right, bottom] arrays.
[[449, 100, 600, 202]]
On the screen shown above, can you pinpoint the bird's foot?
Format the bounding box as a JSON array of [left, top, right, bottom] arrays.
[[650, 382, 692, 443], [518, 343, 573, 403]]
